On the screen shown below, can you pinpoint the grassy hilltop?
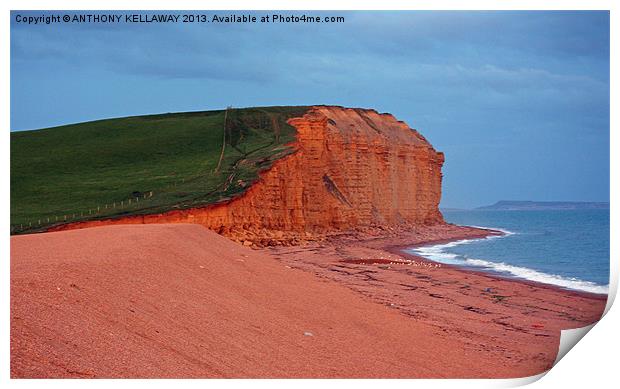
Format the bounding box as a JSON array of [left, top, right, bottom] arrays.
[[11, 106, 309, 234]]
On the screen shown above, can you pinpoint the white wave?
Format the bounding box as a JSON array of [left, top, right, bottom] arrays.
[[468, 225, 517, 236], [407, 235, 498, 266], [464, 258, 609, 295], [407, 226, 608, 295]]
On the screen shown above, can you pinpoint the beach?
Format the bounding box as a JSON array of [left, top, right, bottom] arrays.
[[10, 223, 606, 378], [268, 223, 607, 376]]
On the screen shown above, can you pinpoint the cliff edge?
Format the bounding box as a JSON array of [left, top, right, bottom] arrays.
[[50, 106, 445, 245]]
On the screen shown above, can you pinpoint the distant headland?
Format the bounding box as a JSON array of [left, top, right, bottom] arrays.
[[476, 200, 609, 211]]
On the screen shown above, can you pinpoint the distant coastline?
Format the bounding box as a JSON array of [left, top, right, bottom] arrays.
[[475, 200, 609, 211]]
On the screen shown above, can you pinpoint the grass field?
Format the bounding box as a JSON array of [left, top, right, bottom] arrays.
[[11, 106, 309, 234]]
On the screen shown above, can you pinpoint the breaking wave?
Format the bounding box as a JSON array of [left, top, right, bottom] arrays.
[[407, 228, 609, 295]]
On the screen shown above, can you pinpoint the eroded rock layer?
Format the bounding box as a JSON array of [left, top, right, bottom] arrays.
[[51, 106, 445, 244]]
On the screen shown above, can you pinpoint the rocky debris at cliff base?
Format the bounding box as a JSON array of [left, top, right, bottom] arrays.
[[226, 222, 450, 249], [228, 228, 327, 248]]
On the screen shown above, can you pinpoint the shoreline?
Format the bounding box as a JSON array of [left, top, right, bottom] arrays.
[[268, 223, 607, 376], [385, 227, 608, 300]]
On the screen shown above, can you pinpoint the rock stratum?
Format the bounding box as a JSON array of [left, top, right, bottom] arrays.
[[52, 106, 445, 245]]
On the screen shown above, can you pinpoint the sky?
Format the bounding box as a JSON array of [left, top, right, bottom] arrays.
[[10, 11, 610, 208]]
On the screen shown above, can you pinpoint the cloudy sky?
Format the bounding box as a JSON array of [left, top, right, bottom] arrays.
[[10, 11, 609, 208]]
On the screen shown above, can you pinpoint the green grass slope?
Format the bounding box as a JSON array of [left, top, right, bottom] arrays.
[[11, 106, 309, 234]]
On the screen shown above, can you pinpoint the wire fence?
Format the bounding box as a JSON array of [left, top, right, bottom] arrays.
[[11, 174, 199, 234], [9, 189, 160, 235]]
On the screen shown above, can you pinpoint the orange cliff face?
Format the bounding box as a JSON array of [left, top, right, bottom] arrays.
[[50, 106, 446, 245]]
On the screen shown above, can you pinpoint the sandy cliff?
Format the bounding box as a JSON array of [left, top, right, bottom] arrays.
[[51, 106, 445, 244]]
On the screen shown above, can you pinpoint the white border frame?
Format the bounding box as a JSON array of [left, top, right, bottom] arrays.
[[2, 2, 617, 388]]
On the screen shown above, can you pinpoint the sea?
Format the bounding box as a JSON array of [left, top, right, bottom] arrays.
[[406, 209, 610, 295]]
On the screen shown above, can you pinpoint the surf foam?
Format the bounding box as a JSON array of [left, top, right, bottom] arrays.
[[407, 228, 608, 295]]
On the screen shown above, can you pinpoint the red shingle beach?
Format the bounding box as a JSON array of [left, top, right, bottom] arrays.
[[10, 223, 606, 378]]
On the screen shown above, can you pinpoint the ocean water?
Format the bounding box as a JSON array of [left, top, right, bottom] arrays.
[[406, 210, 610, 295]]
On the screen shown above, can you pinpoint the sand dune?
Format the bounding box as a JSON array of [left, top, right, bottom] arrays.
[[11, 223, 523, 378]]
